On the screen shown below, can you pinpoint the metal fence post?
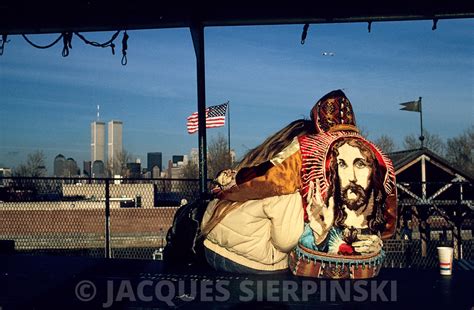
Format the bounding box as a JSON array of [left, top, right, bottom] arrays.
[[457, 181, 463, 260], [105, 178, 111, 258]]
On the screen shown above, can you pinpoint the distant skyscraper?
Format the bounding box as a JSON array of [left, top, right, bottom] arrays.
[[168, 155, 188, 179], [190, 148, 199, 165], [152, 166, 161, 178], [126, 162, 141, 179], [172, 155, 185, 166], [108, 120, 123, 175], [91, 121, 105, 163], [147, 152, 162, 172], [53, 154, 66, 176], [65, 158, 79, 176], [92, 160, 106, 178], [83, 161, 92, 177]]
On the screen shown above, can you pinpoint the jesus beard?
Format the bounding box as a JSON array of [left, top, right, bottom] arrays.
[[340, 182, 371, 211]]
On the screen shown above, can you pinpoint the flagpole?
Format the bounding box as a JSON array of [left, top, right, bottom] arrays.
[[419, 97, 424, 149], [227, 101, 231, 155], [400, 97, 424, 149]]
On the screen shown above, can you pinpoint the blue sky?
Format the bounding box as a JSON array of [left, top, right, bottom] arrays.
[[0, 19, 473, 174]]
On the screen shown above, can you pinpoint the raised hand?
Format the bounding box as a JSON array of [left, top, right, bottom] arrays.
[[211, 169, 237, 196], [352, 234, 383, 254], [306, 179, 335, 244]]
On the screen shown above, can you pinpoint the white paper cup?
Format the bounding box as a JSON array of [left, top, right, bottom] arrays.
[[437, 247, 453, 275]]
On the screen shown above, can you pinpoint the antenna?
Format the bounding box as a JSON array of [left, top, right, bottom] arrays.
[[97, 105, 100, 121]]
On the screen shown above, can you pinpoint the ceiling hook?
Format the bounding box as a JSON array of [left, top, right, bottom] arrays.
[[301, 23, 310, 45]]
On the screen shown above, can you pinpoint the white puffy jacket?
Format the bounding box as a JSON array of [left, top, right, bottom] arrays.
[[202, 192, 304, 271]]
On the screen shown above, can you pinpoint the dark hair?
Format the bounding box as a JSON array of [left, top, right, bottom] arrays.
[[236, 119, 315, 169]]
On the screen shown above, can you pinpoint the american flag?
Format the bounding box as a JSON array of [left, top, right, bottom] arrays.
[[186, 103, 228, 134]]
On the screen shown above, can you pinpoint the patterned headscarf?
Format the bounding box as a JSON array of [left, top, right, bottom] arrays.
[[311, 89, 358, 134]]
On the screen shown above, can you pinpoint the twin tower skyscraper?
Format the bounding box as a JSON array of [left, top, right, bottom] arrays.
[[91, 120, 123, 175]]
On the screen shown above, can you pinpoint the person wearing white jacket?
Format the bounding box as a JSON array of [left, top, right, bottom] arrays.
[[200, 90, 396, 274], [202, 192, 304, 273]]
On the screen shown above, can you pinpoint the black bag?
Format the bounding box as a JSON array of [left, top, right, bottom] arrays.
[[163, 199, 209, 269]]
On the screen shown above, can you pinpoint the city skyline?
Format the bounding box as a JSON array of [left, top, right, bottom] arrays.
[[1, 19, 473, 173]]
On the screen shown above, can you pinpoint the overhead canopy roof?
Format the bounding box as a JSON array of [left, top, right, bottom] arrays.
[[1, 1, 474, 34], [2, 1, 472, 195], [389, 148, 474, 182]]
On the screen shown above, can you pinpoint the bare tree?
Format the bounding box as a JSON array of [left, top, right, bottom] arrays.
[[208, 133, 233, 178], [445, 126, 474, 176], [108, 149, 135, 176], [181, 160, 199, 179], [14, 150, 47, 177], [358, 126, 369, 139], [374, 135, 397, 154], [403, 131, 445, 155], [182, 134, 233, 179]]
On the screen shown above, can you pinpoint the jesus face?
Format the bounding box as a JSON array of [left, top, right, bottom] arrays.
[[336, 143, 373, 211]]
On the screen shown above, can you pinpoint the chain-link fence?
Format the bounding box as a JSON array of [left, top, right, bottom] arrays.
[[0, 177, 472, 268], [383, 239, 473, 269], [0, 177, 201, 260], [392, 180, 473, 268], [383, 215, 473, 268]]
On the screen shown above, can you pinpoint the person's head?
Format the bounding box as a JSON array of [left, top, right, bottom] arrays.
[[310, 89, 358, 134], [326, 137, 386, 233]]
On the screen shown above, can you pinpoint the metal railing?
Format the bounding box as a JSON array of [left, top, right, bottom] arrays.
[[0, 177, 472, 268], [0, 177, 202, 259]]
